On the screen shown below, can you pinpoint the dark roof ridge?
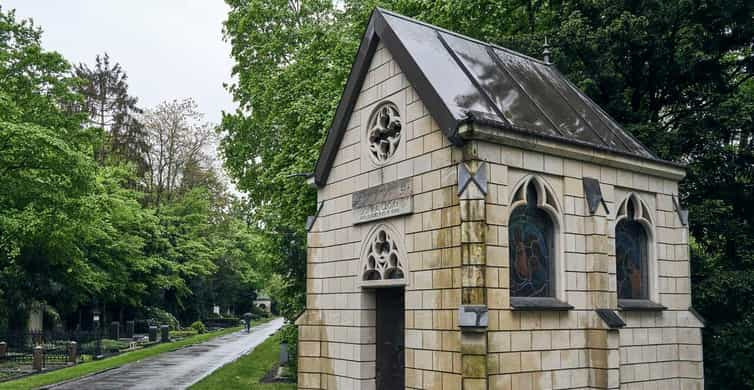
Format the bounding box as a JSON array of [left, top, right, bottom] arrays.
[[376, 7, 552, 67], [549, 65, 662, 161]]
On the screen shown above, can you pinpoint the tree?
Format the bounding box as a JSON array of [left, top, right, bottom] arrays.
[[0, 5, 269, 335], [74, 53, 147, 169], [142, 98, 216, 208], [221, 0, 349, 232], [0, 5, 98, 330]]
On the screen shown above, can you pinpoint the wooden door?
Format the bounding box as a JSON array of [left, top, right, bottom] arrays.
[[376, 288, 405, 389]]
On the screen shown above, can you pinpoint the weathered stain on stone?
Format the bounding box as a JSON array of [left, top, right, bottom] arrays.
[[461, 221, 486, 243], [462, 265, 485, 287], [462, 287, 486, 305], [433, 228, 452, 248], [462, 141, 479, 161], [462, 243, 486, 265], [440, 206, 460, 227], [462, 354, 486, 378], [460, 199, 485, 221]]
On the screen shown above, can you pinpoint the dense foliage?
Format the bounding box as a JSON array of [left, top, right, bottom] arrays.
[[221, 0, 753, 387], [0, 6, 268, 332]]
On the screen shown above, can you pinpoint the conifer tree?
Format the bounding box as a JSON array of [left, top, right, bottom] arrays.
[[75, 53, 147, 173]]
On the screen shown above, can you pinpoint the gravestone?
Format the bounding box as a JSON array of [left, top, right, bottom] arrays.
[[279, 342, 289, 365], [125, 320, 135, 338], [67, 341, 77, 365], [109, 321, 120, 340], [28, 303, 43, 332], [32, 345, 43, 371], [148, 326, 157, 342], [160, 325, 169, 343]]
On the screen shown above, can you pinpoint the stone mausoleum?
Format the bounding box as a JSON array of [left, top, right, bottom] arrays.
[[296, 8, 704, 390]]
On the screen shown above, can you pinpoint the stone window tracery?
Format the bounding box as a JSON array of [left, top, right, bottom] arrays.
[[509, 179, 559, 298], [615, 194, 652, 300], [367, 102, 402, 164], [361, 224, 406, 285]]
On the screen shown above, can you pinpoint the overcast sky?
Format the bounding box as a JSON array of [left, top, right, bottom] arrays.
[[3, 0, 236, 124]]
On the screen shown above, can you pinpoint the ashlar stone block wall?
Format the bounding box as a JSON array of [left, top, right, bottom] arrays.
[[299, 42, 464, 390], [480, 142, 704, 390], [299, 40, 704, 390]]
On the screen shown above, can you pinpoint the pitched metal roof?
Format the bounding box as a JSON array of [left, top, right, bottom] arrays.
[[314, 8, 673, 187]]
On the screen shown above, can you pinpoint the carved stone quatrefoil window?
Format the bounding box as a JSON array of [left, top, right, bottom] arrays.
[[362, 226, 406, 285], [367, 102, 402, 164]]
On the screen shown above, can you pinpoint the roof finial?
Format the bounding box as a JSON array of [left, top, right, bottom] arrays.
[[542, 36, 552, 64]]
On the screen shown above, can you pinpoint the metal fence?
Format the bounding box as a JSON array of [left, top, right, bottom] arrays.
[[0, 329, 103, 381]]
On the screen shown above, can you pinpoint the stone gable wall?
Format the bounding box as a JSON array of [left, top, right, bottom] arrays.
[[299, 42, 463, 390]]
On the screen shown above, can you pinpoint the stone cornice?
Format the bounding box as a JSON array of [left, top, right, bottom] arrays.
[[459, 123, 686, 181]]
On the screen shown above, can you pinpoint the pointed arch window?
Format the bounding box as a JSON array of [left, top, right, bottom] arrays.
[[615, 195, 664, 310], [616, 200, 648, 299], [508, 177, 562, 300], [509, 184, 553, 297]]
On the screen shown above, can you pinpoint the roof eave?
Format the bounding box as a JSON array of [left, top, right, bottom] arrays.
[[459, 121, 686, 181], [312, 11, 380, 187]]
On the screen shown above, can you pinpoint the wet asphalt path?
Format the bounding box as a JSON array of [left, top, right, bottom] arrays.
[[47, 317, 285, 390]]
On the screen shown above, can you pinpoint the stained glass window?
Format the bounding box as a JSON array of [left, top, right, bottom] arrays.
[[616, 214, 648, 299], [509, 183, 555, 297]]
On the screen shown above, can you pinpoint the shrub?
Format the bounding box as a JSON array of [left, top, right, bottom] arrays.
[[190, 320, 206, 334], [203, 317, 240, 329], [170, 329, 198, 339], [250, 305, 268, 318], [205, 311, 222, 319], [81, 339, 129, 353], [279, 323, 298, 380], [142, 307, 180, 330]]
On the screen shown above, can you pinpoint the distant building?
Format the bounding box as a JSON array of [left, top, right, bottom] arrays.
[[296, 8, 704, 390], [254, 294, 272, 313]]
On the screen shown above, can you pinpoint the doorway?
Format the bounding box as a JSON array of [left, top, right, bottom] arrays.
[[375, 288, 405, 389]]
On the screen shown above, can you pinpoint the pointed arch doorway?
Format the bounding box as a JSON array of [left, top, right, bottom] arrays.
[[375, 287, 404, 390]]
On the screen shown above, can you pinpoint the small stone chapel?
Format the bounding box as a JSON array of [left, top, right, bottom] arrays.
[[296, 8, 705, 390]]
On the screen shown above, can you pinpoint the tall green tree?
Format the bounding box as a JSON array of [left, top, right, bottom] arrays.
[[74, 53, 147, 170], [0, 6, 263, 332], [221, 0, 354, 324], [0, 6, 99, 329], [222, 0, 351, 231]]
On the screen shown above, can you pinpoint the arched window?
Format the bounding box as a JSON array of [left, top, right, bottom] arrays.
[[509, 178, 558, 298], [615, 195, 651, 300]]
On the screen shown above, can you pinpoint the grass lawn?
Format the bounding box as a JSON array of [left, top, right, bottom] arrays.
[[0, 319, 271, 390], [190, 332, 295, 390]]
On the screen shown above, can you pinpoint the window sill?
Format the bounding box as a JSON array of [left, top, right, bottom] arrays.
[[618, 299, 666, 311], [511, 297, 574, 311]]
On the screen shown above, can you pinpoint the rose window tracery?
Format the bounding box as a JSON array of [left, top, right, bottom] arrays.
[[367, 102, 402, 163], [362, 228, 405, 282]]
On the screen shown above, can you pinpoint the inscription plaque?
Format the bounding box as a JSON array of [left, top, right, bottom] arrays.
[[352, 178, 413, 224]]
